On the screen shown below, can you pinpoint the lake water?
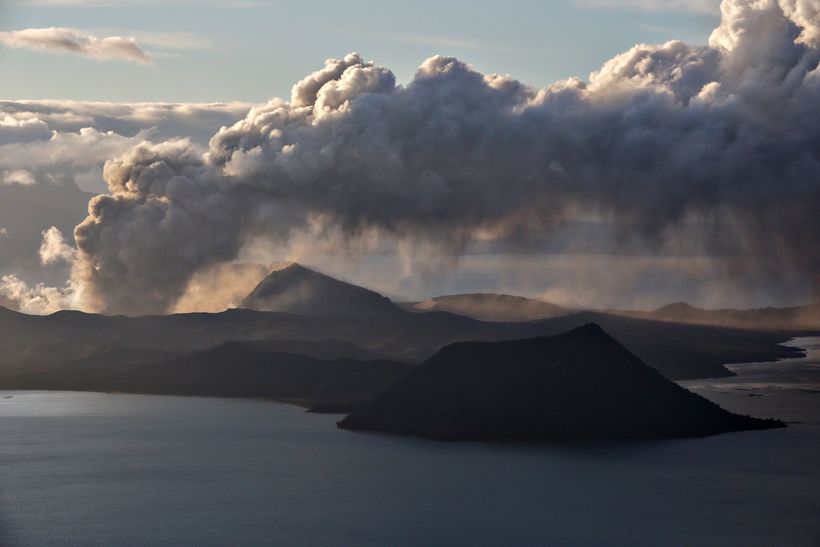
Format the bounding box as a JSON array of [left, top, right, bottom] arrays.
[[1, 339, 819, 546]]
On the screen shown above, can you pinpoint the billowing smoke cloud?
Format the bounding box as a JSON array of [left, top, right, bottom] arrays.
[[65, 0, 820, 314], [0, 27, 151, 64], [0, 100, 254, 313]]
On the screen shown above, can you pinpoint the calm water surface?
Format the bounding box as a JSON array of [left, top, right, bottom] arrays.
[[1, 339, 819, 546]]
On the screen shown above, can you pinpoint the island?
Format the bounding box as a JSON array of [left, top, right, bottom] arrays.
[[339, 324, 785, 441]]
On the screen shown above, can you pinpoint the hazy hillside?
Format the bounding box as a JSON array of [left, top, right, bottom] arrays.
[[340, 325, 784, 441], [410, 293, 569, 322], [614, 302, 820, 331]]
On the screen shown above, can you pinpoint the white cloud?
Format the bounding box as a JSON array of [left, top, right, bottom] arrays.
[[0, 100, 252, 140], [0, 27, 151, 64], [0, 115, 52, 145], [39, 227, 77, 265], [0, 100, 253, 192], [0, 274, 74, 315], [67, 29, 215, 53], [2, 169, 36, 186]]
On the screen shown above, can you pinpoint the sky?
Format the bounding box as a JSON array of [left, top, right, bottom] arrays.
[[2, 0, 820, 315], [0, 0, 720, 102]]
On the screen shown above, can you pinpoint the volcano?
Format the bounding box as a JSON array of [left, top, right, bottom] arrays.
[[339, 324, 784, 441], [240, 262, 401, 318]]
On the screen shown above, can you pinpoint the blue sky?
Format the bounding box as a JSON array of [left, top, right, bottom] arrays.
[[0, 0, 719, 102]]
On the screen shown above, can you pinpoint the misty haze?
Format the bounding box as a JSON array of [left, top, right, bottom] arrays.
[[1, 1, 819, 545]]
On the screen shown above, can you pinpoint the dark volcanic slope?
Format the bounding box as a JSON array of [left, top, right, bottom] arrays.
[[241, 262, 401, 318], [1, 341, 413, 406], [340, 325, 784, 441], [411, 293, 569, 322]]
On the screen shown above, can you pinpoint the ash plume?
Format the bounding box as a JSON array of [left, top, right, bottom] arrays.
[[70, 0, 820, 314]]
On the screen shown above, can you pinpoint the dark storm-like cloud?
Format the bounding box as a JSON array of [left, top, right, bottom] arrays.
[[69, 0, 820, 315]]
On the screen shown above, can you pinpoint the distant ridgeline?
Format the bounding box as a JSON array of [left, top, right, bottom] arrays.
[[0, 264, 804, 393], [340, 325, 784, 441]]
